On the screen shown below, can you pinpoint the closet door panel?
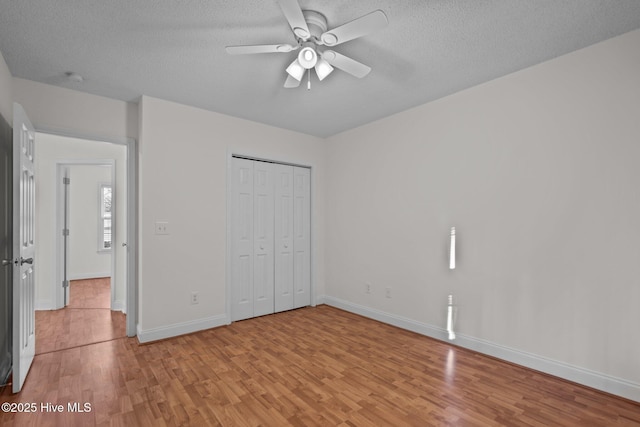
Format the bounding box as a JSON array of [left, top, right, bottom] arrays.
[[253, 161, 275, 317], [274, 164, 294, 312], [293, 167, 311, 308], [231, 158, 254, 321]]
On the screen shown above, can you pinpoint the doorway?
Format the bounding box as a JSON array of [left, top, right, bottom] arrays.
[[34, 132, 130, 353], [58, 163, 116, 308]]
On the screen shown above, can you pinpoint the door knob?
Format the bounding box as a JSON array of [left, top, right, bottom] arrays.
[[122, 243, 127, 247], [259, 244, 264, 250], [20, 257, 33, 265], [284, 243, 288, 249], [1, 259, 13, 267]]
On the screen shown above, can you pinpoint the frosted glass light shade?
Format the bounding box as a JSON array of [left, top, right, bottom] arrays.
[[286, 59, 305, 81], [315, 58, 334, 81]]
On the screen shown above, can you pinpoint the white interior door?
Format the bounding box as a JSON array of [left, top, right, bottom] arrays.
[[293, 167, 311, 308], [252, 161, 274, 317], [274, 164, 294, 313], [62, 166, 70, 306], [231, 158, 254, 321], [0, 109, 12, 385], [12, 103, 36, 393]]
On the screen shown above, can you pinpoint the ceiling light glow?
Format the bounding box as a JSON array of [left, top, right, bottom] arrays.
[[297, 47, 317, 69]]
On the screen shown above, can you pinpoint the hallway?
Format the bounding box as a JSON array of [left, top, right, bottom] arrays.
[[36, 278, 126, 354]]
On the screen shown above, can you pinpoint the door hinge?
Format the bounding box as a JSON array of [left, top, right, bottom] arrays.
[[63, 177, 71, 185], [62, 280, 70, 288], [62, 229, 69, 236]]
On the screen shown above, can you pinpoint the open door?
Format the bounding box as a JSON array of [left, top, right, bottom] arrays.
[[12, 103, 36, 393], [0, 109, 12, 386], [62, 166, 70, 306]]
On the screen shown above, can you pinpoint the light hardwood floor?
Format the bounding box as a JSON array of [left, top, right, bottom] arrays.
[[1, 304, 639, 426], [36, 278, 126, 355]]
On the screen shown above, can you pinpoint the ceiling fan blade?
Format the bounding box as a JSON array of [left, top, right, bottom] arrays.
[[225, 44, 296, 55], [277, 0, 311, 40], [284, 74, 301, 88], [320, 10, 388, 46], [321, 50, 371, 78]]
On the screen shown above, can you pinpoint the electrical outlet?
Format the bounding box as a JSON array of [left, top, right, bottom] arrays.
[[155, 221, 169, 235], [365, 282, 371, 294], [385, 287, 391, 299], [190, 292, 199, 305]]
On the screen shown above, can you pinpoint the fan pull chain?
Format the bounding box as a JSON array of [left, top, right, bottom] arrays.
[[307, 69, 311, 90]]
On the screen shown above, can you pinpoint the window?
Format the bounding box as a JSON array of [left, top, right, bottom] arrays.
[[99, 184, 112, 251]]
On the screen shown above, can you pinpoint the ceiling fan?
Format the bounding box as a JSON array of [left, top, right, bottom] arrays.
[[225, 0, 388, 89]]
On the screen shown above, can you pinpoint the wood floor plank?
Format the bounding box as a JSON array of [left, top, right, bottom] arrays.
[[36, 278, 126, 355], [2, 304, 639, 426]]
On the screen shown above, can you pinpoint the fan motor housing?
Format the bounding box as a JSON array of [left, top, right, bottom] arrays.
[[302, 10, 327, 41]]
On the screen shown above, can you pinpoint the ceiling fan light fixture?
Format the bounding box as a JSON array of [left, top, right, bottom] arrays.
[[297, 47, 317, 69], [286, 59, 305, 81], [315, 58, 334, 81], [227, 2, 389, 89]]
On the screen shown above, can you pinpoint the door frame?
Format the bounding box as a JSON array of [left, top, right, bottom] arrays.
[[55, 160, 116, 309], [37, 127, 137, 337], [225, 149, 316, 324]]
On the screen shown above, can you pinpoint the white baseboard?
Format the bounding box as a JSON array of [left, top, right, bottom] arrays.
[[69, 273, 110, 281], [137, 314, 227, 344], [322, 295, 640, 403], [35, 299, 54, 311], [111, 299, 125, 313]]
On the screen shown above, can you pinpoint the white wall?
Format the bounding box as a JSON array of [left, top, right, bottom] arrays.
[[35, 133, 127, 311], [0, 51, 12, 124], [12, 77, 137, 140], [137, 96, 326, 340], [68, 165, 112, 280], [324, 29, 640, 400]]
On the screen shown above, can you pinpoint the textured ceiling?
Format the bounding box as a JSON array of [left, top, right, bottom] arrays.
[[1, 1, 640, 138]]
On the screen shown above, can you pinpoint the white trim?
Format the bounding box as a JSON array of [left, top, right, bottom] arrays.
[[322, 295, 640, 403], [225, 153, 232, 325], [112, 299, 125, 313], [125, 137, 137, 337], [35, 299, 54, 311], [225, 148, 317, 324], [137, 315, 227, 343], [68, 273, 110, 281]]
